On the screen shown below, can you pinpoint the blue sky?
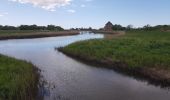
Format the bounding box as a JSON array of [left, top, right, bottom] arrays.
[[0, 0, 170, 29]]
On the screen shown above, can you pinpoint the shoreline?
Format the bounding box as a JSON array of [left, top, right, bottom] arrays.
[[0, 31, 79, 40], [58, 48, 170, 88]]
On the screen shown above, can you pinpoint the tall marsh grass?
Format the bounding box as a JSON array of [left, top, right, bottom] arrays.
[[0, 55, 39, 100]]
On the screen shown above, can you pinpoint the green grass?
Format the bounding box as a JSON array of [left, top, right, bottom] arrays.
[[62, 31, 170, 69], [0, 54, 39, 100], [0, 30, 39, 35], [0, 30, 52, 35], [0, 30, 65, 36]]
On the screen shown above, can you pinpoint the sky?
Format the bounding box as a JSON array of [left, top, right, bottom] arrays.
[[0, 0, 170, 29]]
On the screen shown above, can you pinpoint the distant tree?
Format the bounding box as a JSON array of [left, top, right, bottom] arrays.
[[143, 24, 152, 31], [0, 24, 64, 31], [70, 28, 75, 30], [132, 24, 170, 31], [55, 26, 64, 31], [0, 25, 3, 30], [1, 25, 17, 30], [157, 25, 170, 31], [126, 25, 133, 30], [112, 24, 126, 30], [30, 24, 38, 30], [19, 25, 29, 30], [37, 26, 46, 30], [99, 28, 104, 30], [88, 27, 92, 30], [47, 25, 56, 30]]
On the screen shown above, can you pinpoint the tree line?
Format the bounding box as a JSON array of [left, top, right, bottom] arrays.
[[0, 25, 64, 31], [111, 24, 170, 31]]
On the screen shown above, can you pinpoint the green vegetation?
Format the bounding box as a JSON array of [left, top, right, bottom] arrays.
[[108, 23, 170, 31], [0, 30, 61, 35], [0, 30, 79, 40], [0, 25, 64, 37], [0, 54, 39, 100], [0, 25, 64, 31], [60, 31, 170, 85], [0, 30, 42, 35], [62, 31, 170, 69]]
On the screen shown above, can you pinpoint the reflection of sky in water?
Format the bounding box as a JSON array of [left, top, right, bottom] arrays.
[[0, 33, 170, 100], [0, 33, 103, 49], [0, 33, 103, 59]]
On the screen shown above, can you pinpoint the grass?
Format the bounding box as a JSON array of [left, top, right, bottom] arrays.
[[61, 31, 170, 70], [0, 30, 62, 34], [0, 30, 79, 40], [0, 54, 39, 100], [60, 31, 170, 85], [0, 30, 43, 35]]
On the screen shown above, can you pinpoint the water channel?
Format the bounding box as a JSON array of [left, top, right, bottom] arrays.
[[0, 33, 170, 100]]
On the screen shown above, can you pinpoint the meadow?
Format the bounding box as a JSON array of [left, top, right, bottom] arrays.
[[0, 30, 79, 40], [0, 30, 43, 35], [0, 54, 39, 100], [60, 31, 170, 85]]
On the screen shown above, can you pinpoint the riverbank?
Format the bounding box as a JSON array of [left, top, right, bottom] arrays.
[[0, 54, 39, 100], [0, 30, 79, 40], [59, 31, 170, 87]]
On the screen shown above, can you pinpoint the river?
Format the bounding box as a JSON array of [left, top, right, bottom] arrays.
[[0, 32, 170, 100]]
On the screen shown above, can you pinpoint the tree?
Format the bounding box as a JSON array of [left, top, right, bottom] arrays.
[[112, 24, 126, 30], [55, 26, 64, 31], [30, 25, 38, 30], [0, 25, 3, 30], [88, 27, 92, 30], [143, 24, 152, 31], [126, 25, 133, 30], [1, 25, 17, 30], [0, 24, 65, 31], [47, 25, 56, 30]]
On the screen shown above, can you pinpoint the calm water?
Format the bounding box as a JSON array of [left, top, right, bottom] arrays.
[[0, 33, 170, 100]]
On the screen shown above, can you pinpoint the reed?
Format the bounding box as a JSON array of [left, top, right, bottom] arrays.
[[0, 55, 39, 100]]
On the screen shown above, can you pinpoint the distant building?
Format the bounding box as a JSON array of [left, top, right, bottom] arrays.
[[104, 21, 113, 31]]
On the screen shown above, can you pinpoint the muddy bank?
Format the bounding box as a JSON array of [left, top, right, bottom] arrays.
[[0, 31, 79, 40], [58, 48, 170, 87]]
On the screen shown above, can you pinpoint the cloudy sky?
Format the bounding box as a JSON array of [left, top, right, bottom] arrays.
[[0, 0, 170, 29]]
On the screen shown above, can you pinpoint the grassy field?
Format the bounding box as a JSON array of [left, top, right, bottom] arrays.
[[0, 30, 77, 35], [0, 30, 63, 36], [0, 54, 39, 100], [60, 31, 170, 85], [0, 30, 79, 40], [0, 30, 43, 35]]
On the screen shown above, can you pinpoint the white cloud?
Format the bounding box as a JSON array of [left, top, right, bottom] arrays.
[[10, 0, 72, 11], [0, 12, 8, 17], [67, 9, 76, 13]]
